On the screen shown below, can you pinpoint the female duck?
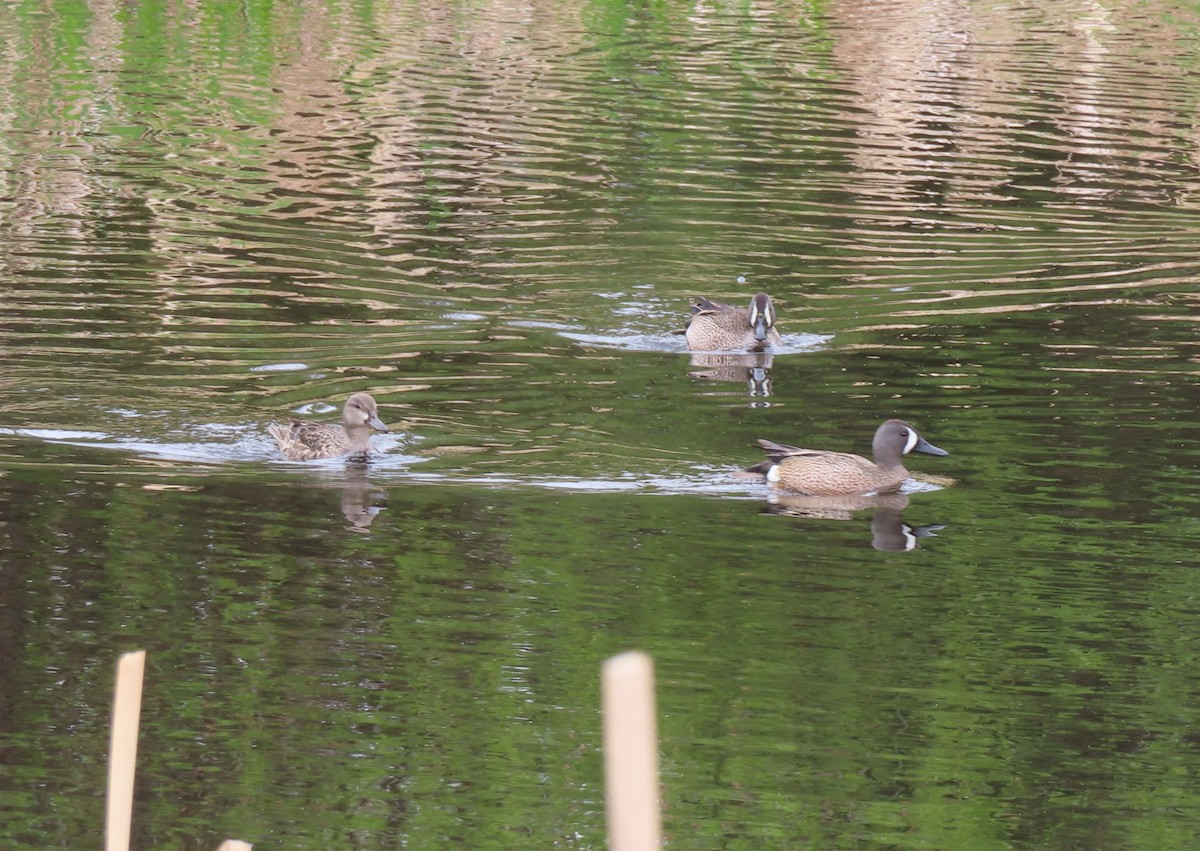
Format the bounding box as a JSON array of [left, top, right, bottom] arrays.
[[269, 392, 389, 461], [742, 419, 947, 496], [682, 292, 782, 351]]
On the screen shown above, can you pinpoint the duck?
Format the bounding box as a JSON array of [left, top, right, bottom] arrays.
[[740, 419, 948, 496], [679, 292, 782, 351], [268, 392, 389, 461]]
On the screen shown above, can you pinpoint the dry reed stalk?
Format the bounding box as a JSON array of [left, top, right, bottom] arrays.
[[105, 650, 146, 851], [602, 651, 661, 851]]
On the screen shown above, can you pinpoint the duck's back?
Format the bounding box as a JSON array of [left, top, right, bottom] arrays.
[[269, 420, 350, 461]]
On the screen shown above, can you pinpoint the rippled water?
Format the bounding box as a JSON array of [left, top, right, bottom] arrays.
[[2, 0, 1200, 848]]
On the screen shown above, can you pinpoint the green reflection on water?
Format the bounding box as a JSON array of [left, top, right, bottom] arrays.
[[2, 460, 1200, 848]]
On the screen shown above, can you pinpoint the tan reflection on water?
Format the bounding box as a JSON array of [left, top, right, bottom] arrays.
[[829, 0, 1200, 212], [0, 0, 1196, 449]]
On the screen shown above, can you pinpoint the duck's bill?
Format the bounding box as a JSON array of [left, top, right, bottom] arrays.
[[914, 437, 948, 456]]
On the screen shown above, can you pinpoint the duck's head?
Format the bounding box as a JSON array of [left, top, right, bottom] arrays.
[[344, 393, 389, 433], [875, 419, 948, 460], [748, 292, 776, 343]]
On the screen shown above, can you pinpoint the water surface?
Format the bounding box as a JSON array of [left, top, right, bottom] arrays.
[[2, 0, 1200, 848]]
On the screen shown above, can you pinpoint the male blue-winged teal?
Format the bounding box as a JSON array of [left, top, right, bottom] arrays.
[[680, 292, 782, 351], [741, 419, 948, 496], [268, 392, 389, 461]]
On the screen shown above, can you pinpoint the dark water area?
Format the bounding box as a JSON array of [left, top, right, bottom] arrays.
[[2, 0, 1200, 848]]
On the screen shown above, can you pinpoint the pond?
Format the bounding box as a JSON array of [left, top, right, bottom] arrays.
[[2, 0, 1200, 848]]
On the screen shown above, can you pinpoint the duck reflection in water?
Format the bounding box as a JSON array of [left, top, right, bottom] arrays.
[[339, 462, 385, 533], [688, 351, 775, 398], [762, 492, 945, 552]]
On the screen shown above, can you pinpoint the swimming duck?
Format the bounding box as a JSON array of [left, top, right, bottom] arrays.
[[680, 292, 782, 351], [741, 419, 948, 496], [268, 392, 389, 461]]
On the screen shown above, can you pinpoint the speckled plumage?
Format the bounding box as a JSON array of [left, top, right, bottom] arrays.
[[742, 419, 948, 496], [269, 392, 389, 461], [682, 292, 782, 351]]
